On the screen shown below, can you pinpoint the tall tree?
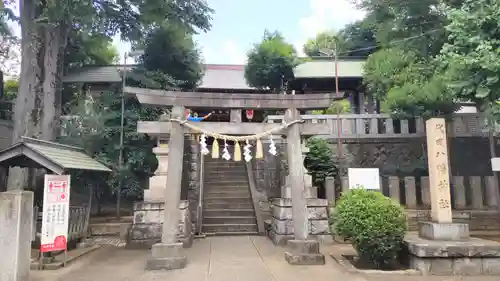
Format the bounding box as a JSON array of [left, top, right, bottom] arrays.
[[9, 0, 213, 190], [64, 31, 119, 70], [358, 0, 464, 116], [303, 30, 342, 57], [437, 0, 500, 118], [245, 30, 299, 93], [338, 20, 378, 58], [134, 24, 203, 90]]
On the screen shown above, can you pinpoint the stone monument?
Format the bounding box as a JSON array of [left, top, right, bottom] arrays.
[[127, 133, 193, 251], [0, 190, 34, 281], [404, 118, 500, 275]]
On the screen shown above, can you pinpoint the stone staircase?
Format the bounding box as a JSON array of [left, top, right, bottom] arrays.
[[202, 150, 258, 236]]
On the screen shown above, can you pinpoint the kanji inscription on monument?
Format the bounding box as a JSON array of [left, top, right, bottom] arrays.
[[426, 118, 452, 223]]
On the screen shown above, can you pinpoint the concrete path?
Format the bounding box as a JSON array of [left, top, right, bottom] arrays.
[[30, 236, 500, 281], [31, 236, 366, 281]]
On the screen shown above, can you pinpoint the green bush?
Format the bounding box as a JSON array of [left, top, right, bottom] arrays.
[[333, 188, 407, 268], [304, 137, 338, 189]]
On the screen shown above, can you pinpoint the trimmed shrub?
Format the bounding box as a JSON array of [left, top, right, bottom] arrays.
[[333, 188, 407, 268]]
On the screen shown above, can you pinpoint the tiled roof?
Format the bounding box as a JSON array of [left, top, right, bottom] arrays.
[[0, 137, 111, 174], [62, 66, 125, 83], [62, 64, 252, 90], [62, 60, 365, 88], [294, 59, 364, 79], [201, 64, 251, 89]]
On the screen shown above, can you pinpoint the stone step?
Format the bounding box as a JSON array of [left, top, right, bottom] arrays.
[[204, 231, 259, 236], [204, 163, 246, 167], [204, 185, 250, 191], [204, 193, 251, 199], [202, 223, 258, 233], [203, 209, 255, 217], [202, 216, 257, 224], [204, 169, 247, 173], [204, 169, 247, 174], [203, 174, 248, 179], [203, 181, 249, 186], [204, 176, 248, 184], [204, 187, 250, 192], [203, 201, 254, 209]]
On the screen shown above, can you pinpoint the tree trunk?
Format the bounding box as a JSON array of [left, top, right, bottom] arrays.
[[8, 0, 43, 191], [42, 23, 67, 140]]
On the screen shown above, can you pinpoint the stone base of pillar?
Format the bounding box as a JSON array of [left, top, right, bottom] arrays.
[[268, 198, 332, 246], [418, 221, 469, 241], [284, 240, 325, 265], [126, 201, 193, 249], [403, 222, 500, 275], [146, 242, 187, 270]]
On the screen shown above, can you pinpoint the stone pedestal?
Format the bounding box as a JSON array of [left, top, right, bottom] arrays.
[[0, 191, 34, 281], [143, 145, 169, 202], [127, 201, 193, 249], [418, 221, 469, 241], [285, 240, 325, 265], [146, 242, 187, 270], [404, 227, 500, 275], [269, 198, 332, 246]]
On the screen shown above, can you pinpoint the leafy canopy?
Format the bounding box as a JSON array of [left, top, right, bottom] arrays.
[[358, 0, 463, 118], [437, 0, 500, 119], [135, 24, 204, 90], [303, 30, 342, 57], [245, 30, 299, 92]]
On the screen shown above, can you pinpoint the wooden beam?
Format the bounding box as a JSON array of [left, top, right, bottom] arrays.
[[126, 87, 333, 109]]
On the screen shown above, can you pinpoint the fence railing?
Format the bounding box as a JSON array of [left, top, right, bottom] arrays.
[[34, 205, 91, 243], [0, 100, 13, 121], [336, 175, 498, 210], [264, 113, 490, 138]]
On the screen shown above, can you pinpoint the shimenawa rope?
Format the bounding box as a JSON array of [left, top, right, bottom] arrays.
[[169, 118, 303, 142]]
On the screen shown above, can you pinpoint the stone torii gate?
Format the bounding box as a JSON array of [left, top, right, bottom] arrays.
[[126, 86, 334, 269]]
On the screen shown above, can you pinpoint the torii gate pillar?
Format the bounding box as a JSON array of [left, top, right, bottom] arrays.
[[284, 108, 325, 265]]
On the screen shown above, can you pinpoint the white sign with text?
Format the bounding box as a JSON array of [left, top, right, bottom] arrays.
[[40, 175, 71, 253], [348, 168, 380, 190]]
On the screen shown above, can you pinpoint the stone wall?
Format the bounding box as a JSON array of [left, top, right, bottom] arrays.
[[185, 136, 200, 230], [252, 138, 285, 221], [407, 210, 500, 232], [329, 137, 499, 177], [268, 198, 331, 246], [127, 200, 193, 249]]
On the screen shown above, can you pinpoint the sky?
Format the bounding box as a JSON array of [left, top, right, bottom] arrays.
[[114, 0, 365, 64], [6, 0, 365, 67]]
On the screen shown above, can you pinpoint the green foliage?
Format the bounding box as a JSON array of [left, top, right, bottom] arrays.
[[333, 188, 408, 268], [58, 91, 161, 200], [245, 30, 299, 92], [3, 79, 17, 100], [364, 48, 458, 118], [64, 31, 119, 70], [357, 0, 464, 118], [303, 30, 342, 57], [435, 0, 500, 125], [137, 24, 203, 90], [312, 99, 351, 115], [338, 20, 378, 58], [304, 138, 338, 188]]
